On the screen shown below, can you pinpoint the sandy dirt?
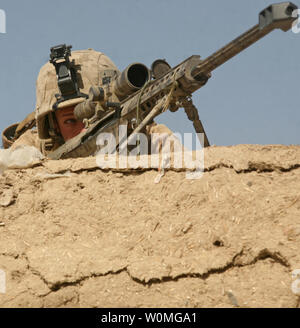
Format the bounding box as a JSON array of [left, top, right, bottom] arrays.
[[0, 144, 299, 308]]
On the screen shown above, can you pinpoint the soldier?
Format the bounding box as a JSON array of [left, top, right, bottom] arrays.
[[2, 48, 173, 156]]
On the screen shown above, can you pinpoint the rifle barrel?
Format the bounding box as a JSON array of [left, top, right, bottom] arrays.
[[192, 2, 298, 77]]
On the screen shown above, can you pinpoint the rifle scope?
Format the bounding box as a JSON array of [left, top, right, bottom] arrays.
[[113, 63, 150, 100]]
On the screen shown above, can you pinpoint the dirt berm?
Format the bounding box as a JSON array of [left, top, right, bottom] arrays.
[[0, 144, 299, 308]]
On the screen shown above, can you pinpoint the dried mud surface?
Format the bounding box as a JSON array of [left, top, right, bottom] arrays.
[[0, 144, 299, 308]]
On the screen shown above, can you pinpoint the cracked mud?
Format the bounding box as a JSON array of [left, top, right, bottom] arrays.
[[0, 144, 299, 307]]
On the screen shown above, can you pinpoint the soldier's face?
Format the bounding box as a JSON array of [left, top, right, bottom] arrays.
[[55, 106, 85, 141]]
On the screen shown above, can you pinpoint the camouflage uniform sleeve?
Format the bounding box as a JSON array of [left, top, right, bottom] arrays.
[[146, 122, 187, 154], [147, 122, 174, 136], [10, 129, 41, 151]]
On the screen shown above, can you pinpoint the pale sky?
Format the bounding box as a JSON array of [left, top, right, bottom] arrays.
[[0, 0, 299, 146]]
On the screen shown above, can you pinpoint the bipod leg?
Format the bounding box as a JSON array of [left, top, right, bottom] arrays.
[[182, 97, 210, 147]]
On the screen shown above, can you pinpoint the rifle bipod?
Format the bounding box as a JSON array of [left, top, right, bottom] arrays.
[[181, 97, 210, 148]]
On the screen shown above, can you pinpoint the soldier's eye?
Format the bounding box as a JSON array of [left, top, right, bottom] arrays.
[[64, 119, 77, 125]]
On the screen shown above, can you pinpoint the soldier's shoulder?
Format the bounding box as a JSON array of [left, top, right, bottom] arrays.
[[11, 129, 40, 150]]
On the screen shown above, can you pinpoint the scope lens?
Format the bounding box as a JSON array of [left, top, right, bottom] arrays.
[[127, 64, 149, 88]]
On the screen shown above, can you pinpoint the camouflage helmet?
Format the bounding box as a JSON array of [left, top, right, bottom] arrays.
[[35, 48, 119, 139]]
